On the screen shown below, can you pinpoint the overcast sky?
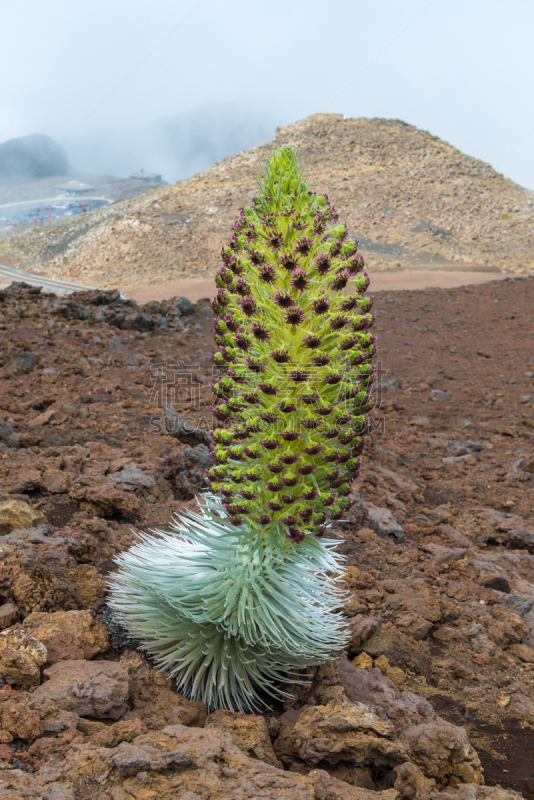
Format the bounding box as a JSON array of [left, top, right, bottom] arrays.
[[1, 0, 533, 187]]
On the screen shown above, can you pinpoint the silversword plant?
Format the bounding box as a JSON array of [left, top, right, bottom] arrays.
[[109, 146, 376, 712]]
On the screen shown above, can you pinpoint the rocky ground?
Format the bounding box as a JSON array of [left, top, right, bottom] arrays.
[[0, 114, 533, 295], [0, 275, 533, 799]]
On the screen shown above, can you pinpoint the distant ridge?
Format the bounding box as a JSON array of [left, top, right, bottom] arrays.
[[0, 114, 532, 291]]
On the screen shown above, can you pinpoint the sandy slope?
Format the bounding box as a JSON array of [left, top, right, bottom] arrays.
[[0, 114, 532, 295]]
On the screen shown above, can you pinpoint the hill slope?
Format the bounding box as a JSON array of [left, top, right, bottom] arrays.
[[1, 113, 532, 291]]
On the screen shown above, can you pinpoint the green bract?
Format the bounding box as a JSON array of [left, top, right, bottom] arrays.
[[210, 145, 375, 540], [108, 146, 375, 712]]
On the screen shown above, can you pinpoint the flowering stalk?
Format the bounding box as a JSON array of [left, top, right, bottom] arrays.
[[109, 146, 375, 711]]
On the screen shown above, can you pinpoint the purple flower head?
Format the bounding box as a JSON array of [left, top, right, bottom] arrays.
[[258, 411, 279, 423], [268, 231, 284, 249], [340, 335, 358, 351], [235, 333, 251, 351], [303, 444, 323, 455], [216, 288, 230, 307], [312, 354, 331, 367], [244, 226, 258, 242], [299, 508, 313, 521], [258, 381, 277, 395], [261, 211, 278, 227], [280, 430, 300, 441], [274, 290, 293, 308], [235, 277, 252, 296], [325, 372, 343, 385], [229, 256, 245, 275], [302, 418, 321, 429], [297, 464, 316, 475], [317, 404, 334, 416], [303, 333, 321, 349], [224, 312, 239, 332], [312, 296, 330, 315], [245, 356, 265, 372], [330, 270, 349, 291], [258, 264, 276, 284], [280, 453, 299, 464], [289, 369, 308, 383], [280, 515, 296, 526], [261, 438, 279, 450], [295, 237, 312, 255], [323, 427, 339, 439], [285, 306, 305, 325], [240, 296, 257, 316], [266, 480, 283, 491], [270, 348, 291, 363], [290, 269, 310, 291], [267, 501, 283, 511], [277, 401, 296, 413], [301, 392, 320, 405], [302, 487, 317, 500], [329, 314, 348, 331], [348, 254, 365, 275], [292, 214, 306, 232], [251, 322, 270, 342], [280, 253, 298, 271], [258, 514, 271, 525], [288, 527, 305, 543], [341, 295, 359, 312], [248, 249, 264, 266], [282, 475, 299, 487], [314, 253, 331, 275]]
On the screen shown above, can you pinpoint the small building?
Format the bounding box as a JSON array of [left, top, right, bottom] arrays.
[[130, 168, 162, 183]]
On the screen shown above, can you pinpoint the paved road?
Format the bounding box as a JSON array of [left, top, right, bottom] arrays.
[[0, 263, 96, 294]]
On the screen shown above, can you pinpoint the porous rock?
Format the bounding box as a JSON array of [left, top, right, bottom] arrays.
[[0, 499, 48, 535], [399, 722, 483, 788], [0, 627, 47, 686], [0, 723, 317, 799], [20, 610, 109, 663], [29, 659, 130, 720], [206, 709, 281, 768], [275, 700, 409, 768]]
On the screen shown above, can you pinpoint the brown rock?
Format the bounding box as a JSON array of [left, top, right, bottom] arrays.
[[285, 700, 410, 767], [26, 726, 85, 768], [30, 659, 130, 719], [121, 649, 207, 729], [374, 655, 407, 687], [363, 627, 430, 675], [41, 468, 72, 494], [393, 762, 436, 800], [69, 475, 141, 517], [0, 628, 47, 685], [3, 467, 42, 495], [347, 614, 382, 650], [0, 499, 47, 535], [206, 709, 281, 768], [21, 610, 109, 663], [399, 722, 483, 787], [90, 716, 147, 747], [339, 654, 399, 712], [310, 768, 398, 799], [0, 686, 42, 741], [509, 643, 534, 662], [63, 565, 104, 607], [0, 551, 81, 614], [0, 602, 20, 630], [352, 652, 373, 669], [0, 723, 316, 799]]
